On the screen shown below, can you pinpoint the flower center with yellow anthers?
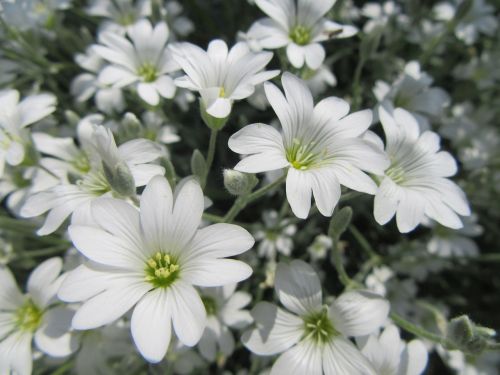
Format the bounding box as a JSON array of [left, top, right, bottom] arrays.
[[137, 63, 158, 83], [303, 308, 338, 345], [386, 163, 406, 184], [201, 296, 218, 316], [286, 138, 325, 170], [15, 300, 43, 332], [145, 252, 180, 288], [118, 12, 135, 26], [290, 25, 312, 45]]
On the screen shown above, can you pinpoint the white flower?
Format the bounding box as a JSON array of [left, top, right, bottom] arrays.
[[229, 73, 389, 219], [0, 89, 56, 177], [94, 19, 178, 106], [86, 0, 151, 34], [373, 107, 471, 233], [307, 234, 333, 261], [198, 284, 252, 361], [358, 324, 428, 375], [70, 46, 125, 114], [361, 1, 407, 33], [243, 260, 390, 375], [246, 0, 357, 69], [0, 0, 71, 30], [21, 115, 165, 235], [374, 61, 450, 131], [170, 39, 279, 119], [58, 176, 254, 363], [434, 0, 498, 45], [0, 258, 77, 375], [254, 210, 296, 259]]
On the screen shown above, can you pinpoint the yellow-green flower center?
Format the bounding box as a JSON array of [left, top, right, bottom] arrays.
[[15, 300, 43, 332], [137, 63, 158, 83], [286, 138, 324, 170], [201, 296, 218, 316], [290, 25, 311, 45], [386, 163, 406, 184], [303, 309, 338, 344], [145, 252, 180, 288], [219, 86, 226, 98]]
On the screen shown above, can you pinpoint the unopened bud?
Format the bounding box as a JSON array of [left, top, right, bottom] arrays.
[[447, 315, 474, 347], [223, 169, 259, 196], [447, 315, 496, 355], [103, 161, 136, 197]]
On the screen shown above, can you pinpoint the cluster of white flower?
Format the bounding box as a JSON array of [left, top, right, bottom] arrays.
[[0, 0, 499, 374]]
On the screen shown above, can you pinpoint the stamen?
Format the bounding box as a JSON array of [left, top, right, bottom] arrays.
[[144, 251, 180, 288]]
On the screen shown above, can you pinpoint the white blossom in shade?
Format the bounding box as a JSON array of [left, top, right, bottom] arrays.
[[357, 325, 428, 375], [0, 89, 56, 177], [228, 73, 389, 219], [246, 0, 357, 70], [307, 234, 333, 261], [253, 210, 296, 259], [438, 346, 500, 375], [427, 214, 482, 258], [0, 0, 71, 30], [170, 39, 279, 119], [0, 258, 78, 375], [434, 0, 498, 45], [70, 46, 125, 114], [242, 260, 390, 375], [57, 176, 254, 363], [86, 0, 151, 34], [374, 61, 450, 130], [198, 284, 253, 362], [94, 19, 178, 106], [21, 115, 165, 235], [373, 106, 471, 233], [163, 1, 194, 39]]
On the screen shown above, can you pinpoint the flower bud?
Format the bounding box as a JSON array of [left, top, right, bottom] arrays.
[[223, 169, 259, 196], [447, 315, 496, 355], [102, 161, 136, 197]]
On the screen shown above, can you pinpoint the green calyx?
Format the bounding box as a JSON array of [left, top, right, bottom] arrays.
[[15, 299, 43, 332], [303, 308, 338, 344], [144, 252, 180, 288], [201, 296, 218, 316], [290, 25, 312, 46]]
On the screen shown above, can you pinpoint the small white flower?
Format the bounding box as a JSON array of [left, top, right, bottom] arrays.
[[373, 107, 471, 233], [246, 0, 357, 69], [0, 0, 71, 30], [198, 284, 253, 362], [229, 73, 389, 219], [86, 0, 151, 34], [21, 115, 165, 235], [0, 89, 56, 177], [94, 19, 178, 106], [374, 61, 450, 131], [243, 260, 389, 375], [254, 210, 296, 259], [0, 258, 77, 375], [170, 39, 279, 119], [358, 324, 428, 375], [307, 234, 333, 261], [58, 176, 254, 363]]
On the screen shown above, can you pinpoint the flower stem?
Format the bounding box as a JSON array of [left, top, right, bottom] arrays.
[[349, 225, 379, 260], [205, 128, 219, 178], [223, 174, 287, 223]]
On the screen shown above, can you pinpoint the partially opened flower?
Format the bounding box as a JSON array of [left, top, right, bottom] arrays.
[[246, 0, 357, 69], [94, 19, 178, 106], [198, 284, 253, 362], [243, 260, 389, 374], [0, 258, 77, 375], [229, 73, 389, 219], [0, 89, 56, 177], [58, 176, 254, 363], [373, 107, 471, 233], [170, 39, 279, 119], [358, 324, 428, 375]]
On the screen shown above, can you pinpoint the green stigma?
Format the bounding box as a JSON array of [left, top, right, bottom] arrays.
[[219, 86, 226, 98], [386, 163, 406, 184], [303, 308, 338, 344], [145, 252, 180, 288], [290, 25, 312, 45], [15, 300, 43, 332], [286, 138, 322, 170], [201, 296, 218, 316], [137, 63, 158, 83]]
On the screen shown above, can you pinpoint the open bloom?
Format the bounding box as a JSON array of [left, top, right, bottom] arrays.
[[243, 260, 389, 374], [229, 73, 389, 219], [0, 89, 56, 177], [86, 0, 152, 34], [0, 258, 77, 375], [358, 325, 428, 375], [94, 19, 178, 106], [373, 107, 471, 233], [170, 39, 279, 119], [58, 176, 254, 363], [21, 115, 165, 235], [246, 0, 357, 69]]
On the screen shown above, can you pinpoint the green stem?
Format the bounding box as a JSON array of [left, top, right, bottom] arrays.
[[330, 242, 356, 289], [391, 312, 456, 348], [351, 57, 366, 111], [205, 129, 218, 178], [50, 359, 74, 375], [223, 174, 287, 223], [349, 225, 379, 260], [19, 245, 69, 258]]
